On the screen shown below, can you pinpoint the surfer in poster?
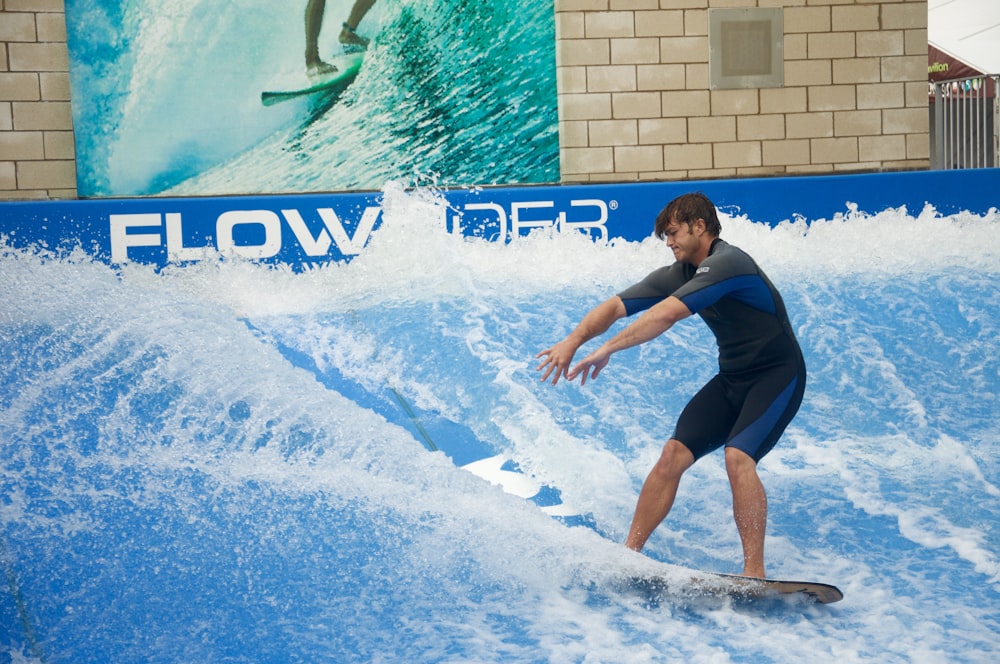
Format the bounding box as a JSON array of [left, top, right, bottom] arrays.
[[305, 0, 376, 76], [536, 192, 807, 578]]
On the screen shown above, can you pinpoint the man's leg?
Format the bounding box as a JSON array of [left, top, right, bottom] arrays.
[[625, 439, 695, 551], [305, 0, 327, 67], [340, 0, 376, 46], [725, 446, 768, 578]]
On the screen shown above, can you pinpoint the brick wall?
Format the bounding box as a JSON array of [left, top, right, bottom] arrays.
[[0, 0, 930, 200], [556, 0, 930, 182], [0, 0, 76, 199]]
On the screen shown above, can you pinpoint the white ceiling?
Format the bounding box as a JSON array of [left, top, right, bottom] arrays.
[[928, 0, 1000, 74]]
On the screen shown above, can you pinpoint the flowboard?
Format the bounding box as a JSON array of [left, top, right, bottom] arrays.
[[261, 51, 365, 107], [627, 570, 844, 604]]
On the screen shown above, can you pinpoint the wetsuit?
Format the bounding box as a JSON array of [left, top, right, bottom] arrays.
[[617, 238, 806, 462]]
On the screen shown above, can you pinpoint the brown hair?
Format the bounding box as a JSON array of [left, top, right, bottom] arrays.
[[654, 192, 722, 239]]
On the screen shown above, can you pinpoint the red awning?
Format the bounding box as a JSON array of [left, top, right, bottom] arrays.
[[929, 44, 996, 99]]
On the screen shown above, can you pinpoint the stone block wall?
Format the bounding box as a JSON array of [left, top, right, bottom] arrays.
[[0, 0, 930, 200]]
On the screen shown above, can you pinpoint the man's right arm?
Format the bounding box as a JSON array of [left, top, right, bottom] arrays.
[[535, 296, 627, 384]]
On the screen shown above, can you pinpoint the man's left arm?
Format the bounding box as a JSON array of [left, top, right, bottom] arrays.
[[568, 296, 692, 384]]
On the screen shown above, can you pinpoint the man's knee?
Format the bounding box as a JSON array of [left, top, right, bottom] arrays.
[[724, 446, 757, 477], [653, 439, 695, 479]]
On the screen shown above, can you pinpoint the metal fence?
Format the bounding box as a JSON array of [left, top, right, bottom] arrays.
[[930, 75, 999, 169]]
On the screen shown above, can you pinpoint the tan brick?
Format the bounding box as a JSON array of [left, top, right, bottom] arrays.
[[785, 6, 830, 34], [39, 72, 70, 101], [906, 133, 930, 160], [857, 82, 904, 110], [664, 142, 712, 171], [638, 117, 686, 144], [559, 120, 589, 147], [714, 141, 762, 169], [636, 63, 685, 91], [557, 39, 610, 67], [560, 92, 612, 120], [589, 119, 638, 145], [614, 145, 663, 171], [904, 28, 928, 57], [585, 11, 635, 38], [557, 0, 609, 10], [12, 100, 72, 130], [661, 89, 709, 117], [787, 164, 830, 176], [835, 109, 882, 136], [857, 31, 905, 58], [634, 10, 684, 37], [0, 45, 8, 73], [561, 146, 615, 174], [612, 91, 661, 118], [0, 161, 15, 190], [0, 130, 44, 159], [832, 5, 880, 32], [904, 81, 928, 108], [809, 86, 856, 112], [784, 34, 807, 61], [0, 72, 40, 101], [760, 87, 807, 114], [811, 137, 858, 163], [37, 12, 68, 42], [859, 134, 907, 162], [785, 60, 831, 87], [711, 89, 758, 116], [7, 0, 66, 10], [0, 103, 12, 131], [660, 36, 706, 64], [645, 0, 704, 10], [558, 66, 587, 94], [611, 38, 660, 64], [809, 32, 855, 60], [557, 12, 586, 39], [8, 42, 68, 72], [762, 139, 811, 166], [883, 107, 928, 134], [16, 159, 76, 190], [0, 13, 37, 42], [882, 2, 927, 30], [689, 115, 735, 143], [833, 58, 881, 85], [738, 114, 785, 141], [588, 65, 637, 92], [882, 55, 926, 83], [44, 130, 76, 159], [787, 111, 833, 139], [738, 166, 788, 178], [683, 8, 707, 36], [685, 63, 709, 89], [610, 1, 658, 11]]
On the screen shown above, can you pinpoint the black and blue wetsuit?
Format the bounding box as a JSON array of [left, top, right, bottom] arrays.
[[617, 238, 806, 462]]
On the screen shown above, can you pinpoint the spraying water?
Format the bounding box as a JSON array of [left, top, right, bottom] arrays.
[[2, 185, 999, 662]]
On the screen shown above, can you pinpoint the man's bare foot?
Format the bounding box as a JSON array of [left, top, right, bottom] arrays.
[[307, 61, 338, 78], [339, 22, 369, 48]]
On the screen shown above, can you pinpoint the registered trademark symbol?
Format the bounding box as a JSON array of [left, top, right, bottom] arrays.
[[609, 200, 619, 210]]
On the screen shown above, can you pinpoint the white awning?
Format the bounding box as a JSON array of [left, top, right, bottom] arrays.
[[928, 0, 1000, 75]]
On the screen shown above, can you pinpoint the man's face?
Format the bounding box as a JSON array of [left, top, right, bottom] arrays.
[[663, 218, 702, 263]]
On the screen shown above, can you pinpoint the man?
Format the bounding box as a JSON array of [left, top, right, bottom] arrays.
[[535, 192, 805, 578], [305, 0, 377, 76]]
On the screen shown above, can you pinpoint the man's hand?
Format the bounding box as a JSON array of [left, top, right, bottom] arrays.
[[535, 337, 580, 385], [567, 346, 610, 386]]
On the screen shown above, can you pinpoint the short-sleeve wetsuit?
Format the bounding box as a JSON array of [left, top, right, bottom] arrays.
[[617, 238, 806, 462]]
